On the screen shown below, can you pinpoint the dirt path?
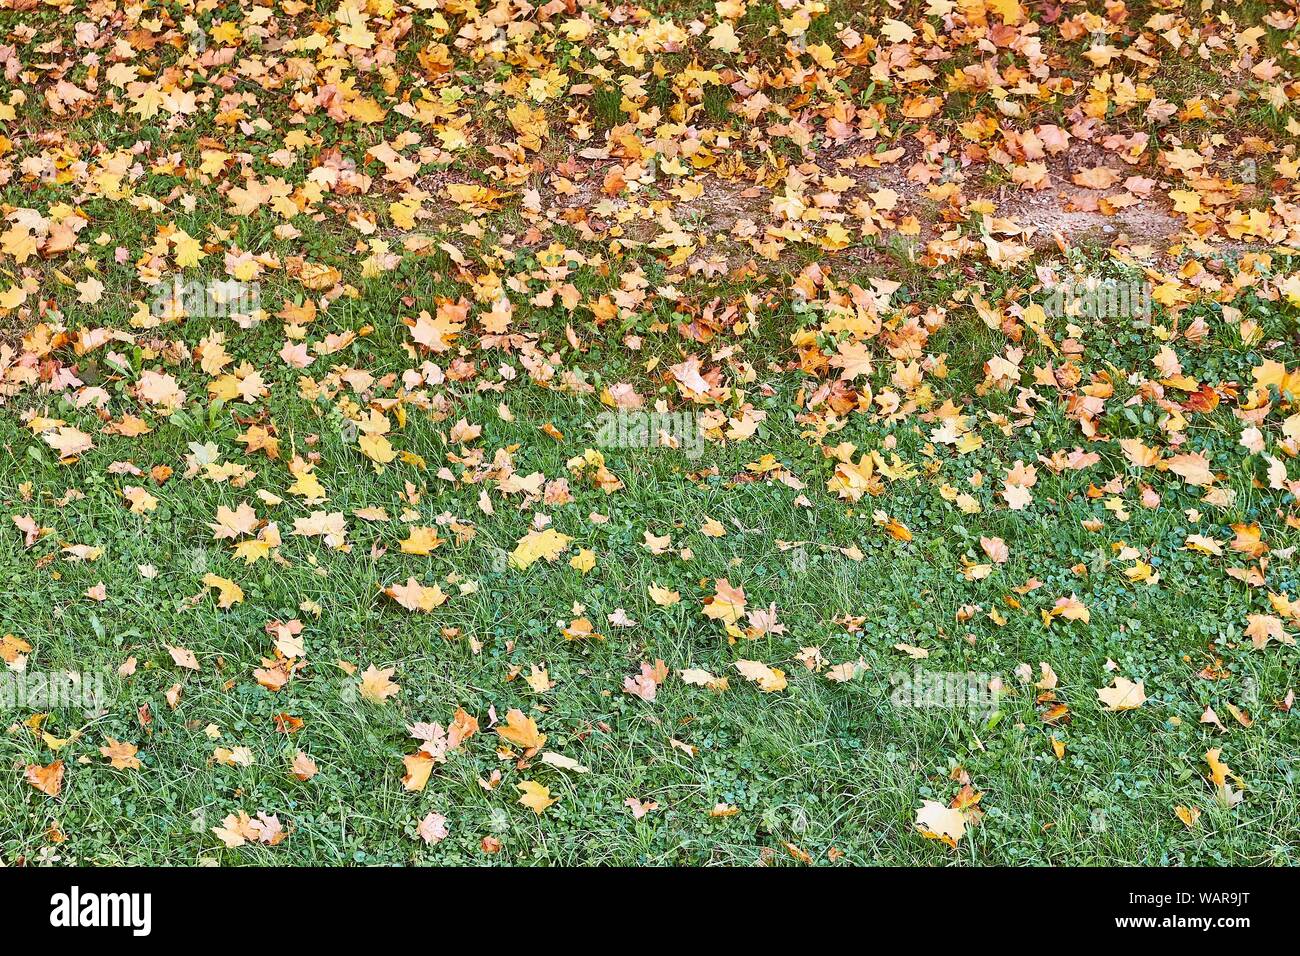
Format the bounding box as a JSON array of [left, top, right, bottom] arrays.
[[536, 145, 1263, 275]]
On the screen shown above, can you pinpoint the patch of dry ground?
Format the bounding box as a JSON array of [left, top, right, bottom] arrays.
[[539, 145, 1266, 275]]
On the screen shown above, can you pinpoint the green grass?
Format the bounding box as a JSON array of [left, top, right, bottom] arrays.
[[3, 259, 1299, 865]]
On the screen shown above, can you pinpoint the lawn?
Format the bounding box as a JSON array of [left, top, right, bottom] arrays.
[[1, 0, 1298, 866]]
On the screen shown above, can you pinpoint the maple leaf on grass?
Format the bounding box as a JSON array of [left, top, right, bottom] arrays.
[[359, 665, 400, 705], [212, 811, 285, 848], [25, 760, 64, 797], [508, 528, 572, 569], [166, 644, 199, 671], [915, 801, 967, 848], [384, 578, 447, 612], [408, 308, 463, 353], [400, 526, 444, 555], [417, 812, 449, 845], [202, 573, 245, 609], [99, 738, 142, 770], [648, 584, 680, 606], [1097, 677, 1147, 712], [733, 660, 787, 693], [291, 752, 318, 781], [402, 753, 434, 792], [43, 426, 94, 458], [209, 503, 258, 540], [495, 708, 546, 751], [517, 780, 558, 815], [702, 578, 746, 624]]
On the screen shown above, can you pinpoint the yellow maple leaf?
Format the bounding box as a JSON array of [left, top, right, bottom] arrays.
[[1165, 451, 1215, 487], [172, 230, 205, 267], [345, 96, 386, 124], [509, 528, 572, 569], [516, 780, 558, 815], [25, 760, 64, 797], [0, 284, 26, 309], [495, 708, 546, 750], [400, 527, 444, 556], [384, 577, 448, 612], [402, 753, 434, 792], [44, 426, 94, 458], [1205, 748, 1232, 787], [359, 665, 399, 704], [287, 457, 327, 501], [568, 548, 596, 573], [648, 585, 680, 606], [202, 573, 244, 608], [100, 738, 141, 770], [915, 800, 966, 847], [233, 538, 274, 565], [1097, 677, 1147, 712], [208, 502, 258, 540], [359, 433, 397, 465], [702, 578, 746, 624], [733, 659, 787, 692]]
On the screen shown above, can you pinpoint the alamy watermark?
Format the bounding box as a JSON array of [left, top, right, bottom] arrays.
[[1041, 276, 1151, 321], [1, 670, 105, 711], [594, 410, 703, 459], [50, 886, 151, 936], [150, 279, 261, 322], [890, 668, 1001, 719]]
